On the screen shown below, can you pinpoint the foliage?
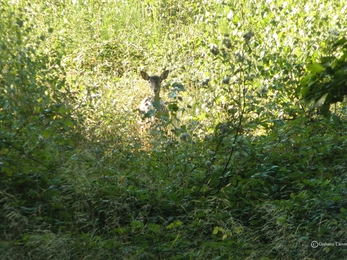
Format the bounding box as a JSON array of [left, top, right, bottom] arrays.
[[1, 0, 347, 259], [0, 1, 75, 176], [299, 37, 347, 118]]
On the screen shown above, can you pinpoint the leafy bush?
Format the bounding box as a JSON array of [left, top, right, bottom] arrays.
[[0, 1, 75, 177], [1, 0, 347, 259], [299, 37, 347, 118]]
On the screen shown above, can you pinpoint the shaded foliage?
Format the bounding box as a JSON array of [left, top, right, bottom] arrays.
[[1, 0, 347, 259], [299, 37, 347, 118]]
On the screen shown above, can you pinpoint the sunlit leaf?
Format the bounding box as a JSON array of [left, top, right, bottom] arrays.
[[314, 93, 328, 108], [166, 220, 183, 230], [212, 226, 219, 235], [307, 63, 324, 73]]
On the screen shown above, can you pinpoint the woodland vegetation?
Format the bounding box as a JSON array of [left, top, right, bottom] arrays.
[[1, 0, 347, 259]]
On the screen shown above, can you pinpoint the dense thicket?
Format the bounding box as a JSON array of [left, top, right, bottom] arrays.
[[1, 0, 347, 259]]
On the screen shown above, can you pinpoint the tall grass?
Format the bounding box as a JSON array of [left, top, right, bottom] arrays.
[[1, 0, 347, 259]]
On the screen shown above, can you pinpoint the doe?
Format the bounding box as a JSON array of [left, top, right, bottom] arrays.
[[139, 70, 170, 120]]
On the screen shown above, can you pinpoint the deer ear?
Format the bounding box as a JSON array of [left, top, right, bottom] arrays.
[[160, 70, 169, 80], [140, 71, 149, 80]]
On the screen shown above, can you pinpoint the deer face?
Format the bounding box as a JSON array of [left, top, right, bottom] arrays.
[[140, 70, 169, 97]]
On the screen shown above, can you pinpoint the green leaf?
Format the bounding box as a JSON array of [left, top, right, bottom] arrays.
[[41, 128, 53, 138], [319, 103, 331, 118], [276, 215, 287, 225], [147, 223, 161, 233], [168, 103, 179, 112], [172, 82, 185, 91], [332, 37, 347, 48], [321, 179, 330, 188], [314, 93, 328, 108], [130, 220, 144, 230], [331, 114, 342, 124], [212, 226, 219, 235], [307, 63, 324, 73], [166, 220, 183, 230]]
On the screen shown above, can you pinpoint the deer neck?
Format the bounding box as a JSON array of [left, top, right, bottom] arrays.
[[153, 92, 160, 102]]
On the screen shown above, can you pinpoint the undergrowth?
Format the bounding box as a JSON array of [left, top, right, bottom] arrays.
[[1, 0, 347, 259]]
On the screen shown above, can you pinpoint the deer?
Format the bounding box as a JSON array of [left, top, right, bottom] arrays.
[[139, 70, 170, 123]]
